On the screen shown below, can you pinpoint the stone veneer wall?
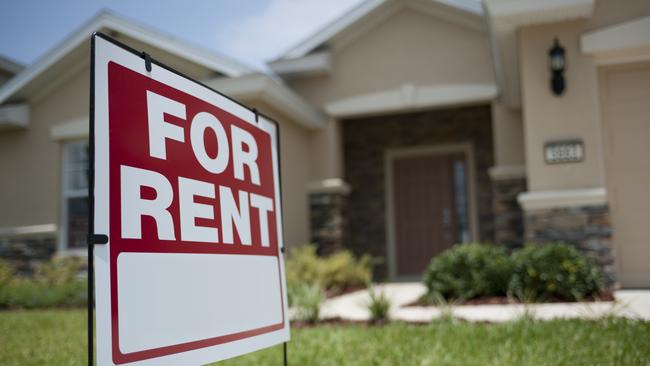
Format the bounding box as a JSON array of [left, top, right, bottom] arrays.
[[493, 178, 526, 249], [524, 205, 616, 286], [309, 188, 349, 255], [0, 236, 57, 274], [343, 105, 494, 278]]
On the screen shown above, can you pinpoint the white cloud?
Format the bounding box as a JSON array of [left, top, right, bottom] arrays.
[[215, 0, 364, 70]]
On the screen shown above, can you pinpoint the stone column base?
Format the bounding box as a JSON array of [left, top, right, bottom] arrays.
[[308, 179, 350, 255], [0, 235, 57, 274], [492, 177, 526, 249], [524, 205, 616, 286]]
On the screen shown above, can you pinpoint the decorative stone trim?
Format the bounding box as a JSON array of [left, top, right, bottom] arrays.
[[488, 164, 526, 180], [307, 178, 351, 195], [0, 224, 57, 237], [518, 188, 607, 211]]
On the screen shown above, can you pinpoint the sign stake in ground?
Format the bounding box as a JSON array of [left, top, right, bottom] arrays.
[[88, 32, 290, 366]]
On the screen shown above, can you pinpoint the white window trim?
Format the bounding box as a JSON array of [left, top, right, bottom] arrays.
[[51, 117, 88, 140], [59, 139, 90, 256]]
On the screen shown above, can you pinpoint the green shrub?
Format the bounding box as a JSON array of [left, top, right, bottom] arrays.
[[366, 285, 391, 323], [34, 257, 83, 285], [289, 283, 324, 323], [508, 243, 603, 302], [286, 246, 321, 287], [320, 250, 372, 292], [423, 243, 513, 301], [0, 260, 15, 286], [0, 279, 86, 309], [0, 257, 87, 309], [286, 245, 372, 294]]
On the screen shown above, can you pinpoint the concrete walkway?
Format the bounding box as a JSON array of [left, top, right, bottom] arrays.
[[319, 283, 650, 323]]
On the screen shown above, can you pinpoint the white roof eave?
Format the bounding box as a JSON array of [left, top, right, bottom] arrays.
[[325, 83, 498, 118], [280, 0, 388, 60], [0, 11, 253, 105], [206, 74, 327, 130]]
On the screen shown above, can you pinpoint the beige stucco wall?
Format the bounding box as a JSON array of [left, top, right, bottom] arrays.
[[286, 8, 496, 180], [518, 0, 650, 192], [491, 102, 524, 167], [0, 64, 89, 230], [309, 118, 344, 180], [520, 22, 605, 191], [291, 8, 494, 105]]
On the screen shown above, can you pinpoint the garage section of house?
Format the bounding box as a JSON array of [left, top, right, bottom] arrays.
[[600, 61, 650, 288], [2, 0, 648, 291]]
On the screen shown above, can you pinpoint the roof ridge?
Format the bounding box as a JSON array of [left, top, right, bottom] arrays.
[[273, 0, 483, 62]]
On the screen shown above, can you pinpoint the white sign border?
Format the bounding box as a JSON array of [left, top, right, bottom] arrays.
[[91, 33, 290, 366]]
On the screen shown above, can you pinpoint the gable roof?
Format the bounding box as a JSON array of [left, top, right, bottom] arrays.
[[0, 11, 254, 104], [274, 0, 483, 62]]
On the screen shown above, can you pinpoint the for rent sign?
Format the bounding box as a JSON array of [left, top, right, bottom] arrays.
[[91, 34, 289, 366]]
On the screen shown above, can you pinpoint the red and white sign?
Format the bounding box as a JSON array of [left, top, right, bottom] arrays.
[[91, 34, 289, 366]]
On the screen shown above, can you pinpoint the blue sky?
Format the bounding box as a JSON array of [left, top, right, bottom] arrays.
[[0, 0, 365, 69]]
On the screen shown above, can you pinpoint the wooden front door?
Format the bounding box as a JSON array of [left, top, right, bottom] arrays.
[[390, 151, 470, 278]]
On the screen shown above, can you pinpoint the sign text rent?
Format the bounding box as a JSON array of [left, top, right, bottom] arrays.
[[120, 90, 275, 247]]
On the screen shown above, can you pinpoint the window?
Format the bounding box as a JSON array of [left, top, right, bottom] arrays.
[[62, 140, 89, 250], [452, 158, 470, 244]]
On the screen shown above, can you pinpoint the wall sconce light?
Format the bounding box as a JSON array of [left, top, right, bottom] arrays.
[[548, 37, 566, 96]]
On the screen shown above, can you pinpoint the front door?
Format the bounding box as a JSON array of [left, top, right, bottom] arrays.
[[389, 149, 471, 278]]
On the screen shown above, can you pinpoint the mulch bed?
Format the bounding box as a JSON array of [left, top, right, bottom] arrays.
[[290, 317, 372, 328], [406, 290, 615, 307], [290, 317, 425, 328], [325, 285, 365, 299]]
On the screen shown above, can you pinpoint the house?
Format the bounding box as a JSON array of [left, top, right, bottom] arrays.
[[1, 0, 649, 288]]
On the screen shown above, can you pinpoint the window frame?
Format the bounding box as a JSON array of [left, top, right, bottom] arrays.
[[59, 139, 90, 256]]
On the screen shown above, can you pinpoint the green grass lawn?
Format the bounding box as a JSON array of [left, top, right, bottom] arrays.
[[1, 309, 649, 365]]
